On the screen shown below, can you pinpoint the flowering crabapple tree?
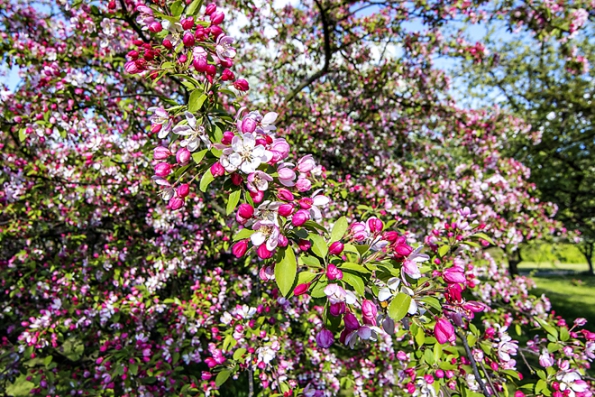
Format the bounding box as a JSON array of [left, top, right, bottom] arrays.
[[0, 1, 593, 397]]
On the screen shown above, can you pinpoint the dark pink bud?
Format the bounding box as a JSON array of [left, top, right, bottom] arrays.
[[209, 25, 223, 39], [210, 11, 225, 25], [326, 264, 343, 281], [205, 64, 217, 76], [210, 162, 225, 177], [153, 146, 171, 160], [221, 69, 235, 81], [168, 196, 184, 210], [201, 372, 212, 381], [154, 163, 172, 177], [221, 131, 234, 145], [434, 318, 455, 344], [124, 61, 140, 74], [367, 217, 384, 233], [250, 190, 264, 203], [176, 184, 190, 198], [231, 240, 249, 258], [294, 283, 310, 296], [277, 234, 289, 248], [193, 56, 208, 72], [162, 38, 173, 49], [394, 244, 413, 257], [278, 203, 294, 217], [148, 21, 163, 33], [277, 188, 294, 201], [292, 209, 310, 227], [361, 300, 377, 320], [257, 244, 273, 259], [181, 17, 194, 30], [176, 148, 191, 165], [344, 313, 359, 330], [182, 32, 195, 47], [231, 173, 244, 185], [205, 3, 217, 15], [315, 329, 333, 348], [233, 79, 249, 91], [298, 239, 311, 251], [329, 302, 346, 316], [329, 241, 344, 255], [237, 204, 254, 219], [443, 267, 466, 284]]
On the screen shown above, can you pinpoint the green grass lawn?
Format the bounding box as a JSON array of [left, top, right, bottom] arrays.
[[518, 261, 595, 331]]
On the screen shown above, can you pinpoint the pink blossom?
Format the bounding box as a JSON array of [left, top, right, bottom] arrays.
[[315, 329, 333, 348], [435, 318, 455, 344]]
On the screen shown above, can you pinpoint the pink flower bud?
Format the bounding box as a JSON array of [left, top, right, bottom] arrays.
[[295, 178, 312, 192], [205, 3, 217, 15], [315, 329, 333, 348], [367, 217, 384, 233], [237, 204, 254, 219], [361, 300, 377, 320], [250, 190, 264, 203], [257, 244, 273, 259], [277, 188, 294, 201], [154, 163, 172, 177], [148, 21, 163, 33], [210, 25, 223, 39], [162, 38, 173, 49], [394, 243, 412, 257], [329, 302, 346, 316], [344, 313, 360, 330], [434, 318, 455, 344], [168, 196, 184, 210], [270, 139, 290, 163], [298, 239, 312, 252], [221, 69, 235, 81], [176, 184, 190, 198], [292, 209, 310, 226], [181, 17, 194, 30], [124, 61, 141, 74], [297, 154, 316, 173], [201, 372, 212, 381], [278, 203, 294, 217], [176, 148, 191, 165], [153, 146, 171, 160], [221, 131, 235, 145], [277, 234, 289, 248], [294, 283, 310, 296], [231, 240, 249, 258], [233, 79, 249, 91], [435, 369, 444, 379], [326, 264, 343, 281], [241, 117, 257, 133], [514, 392, 524, 397], [193, 56, 208, 72], [182, 32, 195, 47], [210, 162, 225, 177], [210, 11, 225, 25], [329, 241, 344, 255], [231, 173, 243, 185], [443, 267, 466, 284]]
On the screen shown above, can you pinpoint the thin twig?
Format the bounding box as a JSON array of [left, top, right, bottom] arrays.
[[457, 329, 491, 397], [248, 369, 254, 397]]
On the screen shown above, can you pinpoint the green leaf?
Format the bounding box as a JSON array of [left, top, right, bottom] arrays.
[[341, 272, 365, 296], [19, 128, 27, 142], [536, 318, 558, 339], [560, 326, 569, 341], [438, 245, 449, 257], [199, 169, 214, 192], [309, 234, 328, 259], [355, 244, 369, 255], [424, 349, 435, 365], [420, 296, 441, 312], [299, 255, 322, 268], [192, 149, 208, 164], [44, 356, 53, 367], [215, 370, 231, 387], [296, 271, 317, 285], [338, 262, 370, 274], [170, 1, 184, 16], [388, 293, 411, 322], [275, 247, 297, 298], [226, 190, 241, 215], [310, 277, 328, 298], [233, 229, 254, 241], [185, 0, 203, 15], [188, 90, 207, 112], [473, 232, 495, 245], [233, 348, 246, 361], [330, 217, 348, 242]]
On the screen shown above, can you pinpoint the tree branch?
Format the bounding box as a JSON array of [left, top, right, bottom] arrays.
[[284, 0, 332, 102], [457, 329, 490, 397]]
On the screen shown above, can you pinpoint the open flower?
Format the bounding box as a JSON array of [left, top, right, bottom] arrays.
[[250, 220, 281, 251], [148, 107, 173, 139], [308, 190, 330, 221], [220, 133, 273, 174], [172, 112, 211, 152], [247, 171, 273, 192], [215, 35, 236, 60]]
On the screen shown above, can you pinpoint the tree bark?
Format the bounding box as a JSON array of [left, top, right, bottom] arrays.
[[507, 248, 522, 276], [578, 241, 594, 276]]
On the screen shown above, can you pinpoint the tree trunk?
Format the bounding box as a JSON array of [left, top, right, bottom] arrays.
[[507, 248, 522, 276], [579, 241, 594, 276]]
